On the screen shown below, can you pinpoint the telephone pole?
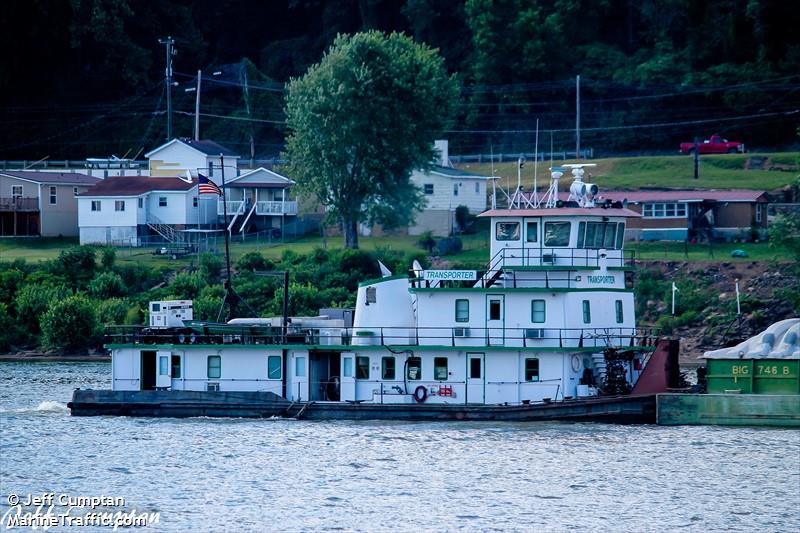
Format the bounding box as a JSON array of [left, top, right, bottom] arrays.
[[158, 36, 176, 140]]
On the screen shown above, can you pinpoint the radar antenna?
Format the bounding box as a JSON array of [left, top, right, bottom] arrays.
[[564, 163, 598, 207]]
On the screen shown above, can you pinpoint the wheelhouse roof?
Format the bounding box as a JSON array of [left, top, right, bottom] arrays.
[[479, 207, 642, 218]]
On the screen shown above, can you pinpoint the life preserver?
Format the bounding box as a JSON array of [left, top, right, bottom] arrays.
[[413, 385, 428, 403]]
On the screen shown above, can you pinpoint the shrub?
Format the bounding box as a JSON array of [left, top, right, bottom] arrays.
[[96, 298, 130, 325], [199, 253, 223, 283], [236, 251, 272, 272], [0, 269, 25, 305], [436, 237, 463, 256], [417, 231, 436, 253], [193, 295, 225, 321], [99, 247, 116, 270], [40, 295, 99, 352], [0, 303, 20, 351], [170, 271, 207, 299], [54, 246, 97, 289], [455, 205, 471, 233], [88, 272, 127, 299], [15, 284, 71, 333], [124, 305, 145, 325]]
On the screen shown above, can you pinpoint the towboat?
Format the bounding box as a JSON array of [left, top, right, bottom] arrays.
[[70, 165, 674, 422]]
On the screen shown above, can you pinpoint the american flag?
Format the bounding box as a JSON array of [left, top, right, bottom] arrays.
[[198, 174, 223, 196]]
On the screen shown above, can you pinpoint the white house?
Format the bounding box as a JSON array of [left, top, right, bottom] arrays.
[[78, 176, 202, 246], [145, 138, 241, 181], [220, 167, 297, 235], [409, 141, 492, 236]]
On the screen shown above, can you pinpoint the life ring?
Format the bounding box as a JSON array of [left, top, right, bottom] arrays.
[[413, 385, 428, 403]]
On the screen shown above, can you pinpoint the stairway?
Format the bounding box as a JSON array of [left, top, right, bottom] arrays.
[[591, 352, 607, 384], [147, 216, 177, 243]]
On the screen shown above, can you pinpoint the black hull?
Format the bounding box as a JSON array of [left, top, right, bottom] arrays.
[[68, 389, 656, 424]]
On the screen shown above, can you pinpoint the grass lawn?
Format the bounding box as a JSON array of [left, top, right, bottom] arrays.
[[458, 152, 799, 191]]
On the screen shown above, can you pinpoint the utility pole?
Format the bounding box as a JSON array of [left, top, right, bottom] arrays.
[[194, 69, 202, 141], [240, 63, 255, 164], [158, 36, 176, 140], [693, 136, 700, 179], [575, 74, 581, 160]]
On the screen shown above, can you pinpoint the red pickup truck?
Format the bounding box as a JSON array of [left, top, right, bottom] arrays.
[[680, 135, 745, 154]]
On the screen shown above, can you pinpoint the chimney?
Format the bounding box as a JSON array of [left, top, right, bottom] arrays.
[[434, 140, 449, 167]]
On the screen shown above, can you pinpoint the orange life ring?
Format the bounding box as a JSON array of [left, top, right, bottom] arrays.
[[413, 385, 428, 403]]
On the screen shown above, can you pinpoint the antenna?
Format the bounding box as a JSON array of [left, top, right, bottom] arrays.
[[564, 163, 598, 207], [543, 167, 565, 208], [531, 119, 540, 208]]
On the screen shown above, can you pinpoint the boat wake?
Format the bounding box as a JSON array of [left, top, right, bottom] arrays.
[[0, 400, 69, 414]]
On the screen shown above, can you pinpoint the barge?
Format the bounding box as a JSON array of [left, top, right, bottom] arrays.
[[70, 165, 673, 422]]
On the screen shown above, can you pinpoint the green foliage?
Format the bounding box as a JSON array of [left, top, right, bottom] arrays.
[[124, 305, 144, 326], [99, 247, 116, 270], [14, 284, 71, 333], [193, 296, 225, 322], [768, 212, 800, 261], [454, 205, 471, 233], [40, 295, 99, 352], [417, 231, 437, 253], [284, 31, 458, 248], [96, 298, 130, 326], [114, 264, 161, 293], [88, 271, 127, 299], [199, 253, 223, 283], [436, 237, 463, 256], [236, 251, 273, 272], [54, 246, 96, 289], [0, 303, 20, 352], [170, 272, 207, 300], [0, 268, 25, 305]]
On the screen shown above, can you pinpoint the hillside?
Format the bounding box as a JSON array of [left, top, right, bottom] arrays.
[[458, 153, 800, 192]]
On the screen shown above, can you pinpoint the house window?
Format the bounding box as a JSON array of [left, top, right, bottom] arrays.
[[207, 355, 221, 379], [424, 184, 434, 195], [455, 299, 469, 322], [158, 196, 167, 207], [524, 358, 540, 381], [267, 355, 282, 380], [356, 356, 370, 379], [544, 222, 571, 246], [434, 357, 448, 380], [382, 356, 396, 380], [755, 205, 762, 223], [115, 200, 125, 212], [11, 185, 22, 198], [73, 187, 79, 197], [496, 222, 520, 241], [138, 198, 144, 209], [475, 182, 480, 194], [49, 186, 57, 205], [407, 357, 422, 380], [193, 196, 198, 208], [453, 183, 459, 196], [91, 200, 101, 212], [642, 203, 687, 219], [295, 356, 306, 377], [526, 221, 538, 242], [615, 300, 624, 324], [531, 300, 546, 323], [582, 300, 591, 324]]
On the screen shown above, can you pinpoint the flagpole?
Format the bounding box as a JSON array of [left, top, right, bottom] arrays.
[[218, 154, 235, 321]]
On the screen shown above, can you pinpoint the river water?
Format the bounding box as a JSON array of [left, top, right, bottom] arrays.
[[1, 361, 798, 532]]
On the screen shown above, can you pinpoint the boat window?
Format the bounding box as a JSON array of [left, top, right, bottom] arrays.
[[531, 300, 546, 323], [434, 357, 448, 380], [579, 222, 621, 249], [356, 356, 370, 379], [159, 356, 168, 376], [615, 300, 624, 324], [343, 357, 353, 377], [582, 300, 591, 324], [295, 356, 306, 377], [455, 299, 469, 322], [495, 222, 520, 241], [267, 355, 282, 380], [544, 222, 570, 247], [526, 221, 538, 242], [207, 355, 221, 379], [382, 357, 396, 380], [577, 222, 585, 247], [489, 299, 501, 321], [171, 355, 181, 379], [407, 357, 422, 380], [616, 223, 625, 249], [524, 358, 540, 382], [366, 287, 377, 304], [469, 357, 482, 379]]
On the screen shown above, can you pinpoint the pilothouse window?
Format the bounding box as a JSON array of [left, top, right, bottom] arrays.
[[356, 356, 370, 379], [382, 357, 396, 380], [544, 222, 570, 246], [496, 222, 520, 241], [434, 357, 448, 380], [407, 357, 422, 380]]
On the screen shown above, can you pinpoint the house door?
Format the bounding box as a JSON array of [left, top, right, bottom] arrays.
[[171, 354, 182, 390], [466, 353, 485, 404], [486, 294, 505, 346], [340, 352, 356, 402], [156, 350, 171, 389]]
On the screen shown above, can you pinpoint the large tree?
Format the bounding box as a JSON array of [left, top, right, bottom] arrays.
[[284, 30, 459, 249]]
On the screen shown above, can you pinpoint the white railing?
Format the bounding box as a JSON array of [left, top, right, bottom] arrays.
[[218, 200, 297, 216], [217, 201, 246, 216]]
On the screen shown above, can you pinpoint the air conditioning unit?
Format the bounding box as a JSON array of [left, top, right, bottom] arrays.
[[525, 328, 545, 339], [454, 327, 471, 338]]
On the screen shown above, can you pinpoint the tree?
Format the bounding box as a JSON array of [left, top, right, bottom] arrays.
[[40, 295, 99, 352], [284, 31, 458, 248]]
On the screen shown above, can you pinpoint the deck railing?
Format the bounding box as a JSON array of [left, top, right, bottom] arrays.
[[0, 197, 38, 211], [105, 325, 659, 350]]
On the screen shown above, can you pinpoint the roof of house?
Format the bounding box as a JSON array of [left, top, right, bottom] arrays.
[[226, 167, 294, 189], [428, 166, 491, 179], [599, 189, 768, 203], [144, 138, 240, 159], [78, 176, 197, 197], [0, 171, 101, 186]]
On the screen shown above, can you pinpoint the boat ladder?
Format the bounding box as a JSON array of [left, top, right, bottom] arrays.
[[294, 401, 314, 420]]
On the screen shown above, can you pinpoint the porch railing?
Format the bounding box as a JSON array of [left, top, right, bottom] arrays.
[[0, 197, 38, 211]]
